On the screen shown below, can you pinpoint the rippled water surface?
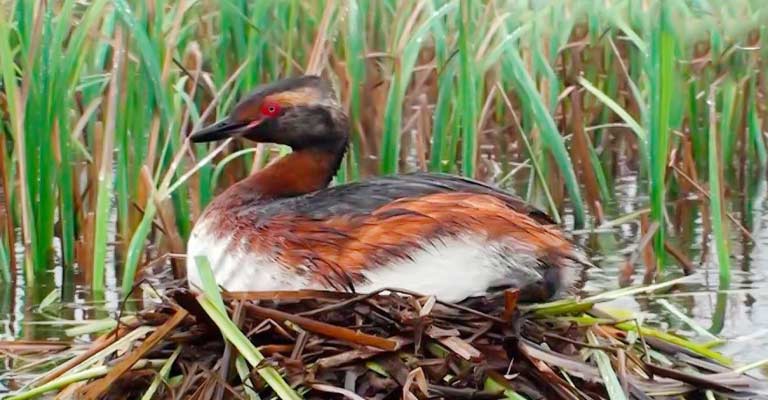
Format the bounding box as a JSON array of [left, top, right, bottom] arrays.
[[580, 173, 768, 370]]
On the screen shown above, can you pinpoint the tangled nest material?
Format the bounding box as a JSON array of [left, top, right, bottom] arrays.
[[3, 280, 767, 400]]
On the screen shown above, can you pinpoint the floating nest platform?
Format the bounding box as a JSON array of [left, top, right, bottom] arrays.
[[2, 279, 767, 399]]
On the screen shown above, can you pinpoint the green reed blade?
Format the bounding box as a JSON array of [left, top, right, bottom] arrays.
[[607, 7, 647, 56], [458, 1, 478, 177], [587, 330, 627, 400], [115, 67, 135, 250], [0, 240, 10, 282], [497, 84, 561, 223], [429, 62, 456, 173], [92, 28, 123, 293], [747, 77, 767, 167], [648, 2, 675, 271], [197, 294, 302, 400], [0, 6, 38, 277], [428, 6, 454, 173], [121, 197, 157, 296], [718, 80, 736, 172], [113, 0, 171, 127], [24, 6, 54, 277], [235, 355, 261, 400], [140, 346, 181, 400], [481, 26, 527, 73], [342, 0, 365, 182], [656, 298, 720, 341], [380, 1, 457, 175], [502, 43, 586, 227], [195, 255, 225, 312], [578, 76, 647, 151], [68, 2, 114, 286], [483, 377, 527, 400], [708, 84, 731, 285]]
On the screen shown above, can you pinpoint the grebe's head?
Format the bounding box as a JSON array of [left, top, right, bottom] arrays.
[[190, 75, 348, 151]]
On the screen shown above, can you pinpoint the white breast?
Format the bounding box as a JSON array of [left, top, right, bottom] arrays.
[[186, 221, 546, 302], [186, 220, 311, 292], [355, 235, 543, 302]]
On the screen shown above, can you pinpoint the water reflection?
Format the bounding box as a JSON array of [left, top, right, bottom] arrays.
[[580, 170, 768, 370]]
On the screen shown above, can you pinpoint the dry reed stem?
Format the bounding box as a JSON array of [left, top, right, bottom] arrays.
[[78, 307, 188, 399]]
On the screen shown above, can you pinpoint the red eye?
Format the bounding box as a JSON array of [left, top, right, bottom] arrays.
[[260, 102, 281, 117]]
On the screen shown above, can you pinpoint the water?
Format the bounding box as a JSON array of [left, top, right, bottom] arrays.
[[2, 172, 768, 377], [578, 173, 768, 370]]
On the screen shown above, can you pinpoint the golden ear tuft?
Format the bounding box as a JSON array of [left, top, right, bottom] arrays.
[[265, 87, 320, 107]]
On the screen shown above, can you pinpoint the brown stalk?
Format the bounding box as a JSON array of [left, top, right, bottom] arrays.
[[78, 212, 95, 285], [224, 289, 355, 302], [672, 164, 754, 242], [435, 336, 481, 361], [569, 88, 603, 223], [154, 196, 186, 278], [416, 94, 430, 170], [181, 43, 205, 220], [316, 338, 414, 369], [0, 340, 71, 354], [305, 0, 335, 76], [640, 216, 658, 284], [242, 302, 398, 351], [674, 132, 698, 246], [502, 289, 519, 322], [78, 307, 188, 399], [663, 241, 695, 274], [35, 325, 131, 386], [568, 47, 603, 224], [620, 217, 658, 286], [0, 133, 15, 282]]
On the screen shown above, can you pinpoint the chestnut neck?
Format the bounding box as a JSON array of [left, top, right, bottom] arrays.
[[251, 142, 345, 197]]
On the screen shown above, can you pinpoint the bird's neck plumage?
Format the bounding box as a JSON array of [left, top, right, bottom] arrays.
[[202, 137, 347, 218], [246, 141, 346, 198]]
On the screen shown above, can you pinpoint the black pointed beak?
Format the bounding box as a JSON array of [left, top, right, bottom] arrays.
[[190, 118, 249, 143]]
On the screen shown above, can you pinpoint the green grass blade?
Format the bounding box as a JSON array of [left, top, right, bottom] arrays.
[[140, 346, 182, 400], [656, 299, 720, 341], [707, 84, 731, 285], [0, 241, 9, 282], [577, 76, 647, 150], [121, 199, 157, 295], [747, 77, 767, 167], [194, 255, 225, 312], [648, 3, 675, 271], [113, 0, 171, 127], [196, 294, 302, 400], [380, 1, 457, 174], [92, 28, 123, 293], [457, 1, 478, 177], [236, 355, 262, 400], [502, 43, 586, 227], [0, 3, 37, 277], [587, 330, 627, 400]]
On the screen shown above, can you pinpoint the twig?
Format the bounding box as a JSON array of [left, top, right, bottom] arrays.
[[243, 303, 398, 351], [78, 306, 188, 399]]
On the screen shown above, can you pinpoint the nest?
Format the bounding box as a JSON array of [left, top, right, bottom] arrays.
[[3, 282, 766, 400]]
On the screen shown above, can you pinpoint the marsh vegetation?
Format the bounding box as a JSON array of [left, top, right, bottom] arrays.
[[1, 0, 768, 398]]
